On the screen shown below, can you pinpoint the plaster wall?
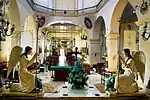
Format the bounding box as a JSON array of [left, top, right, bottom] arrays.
[[16, 0, 34, 31], [127, 0, 150, 85], [56, 0, 75, 10], [96, 0, 120, 35]]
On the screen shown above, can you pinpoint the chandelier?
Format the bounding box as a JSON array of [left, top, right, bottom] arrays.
[[0, 0, 15, 41]]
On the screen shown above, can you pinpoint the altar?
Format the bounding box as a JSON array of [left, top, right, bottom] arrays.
[[49, 66, 72, 81]]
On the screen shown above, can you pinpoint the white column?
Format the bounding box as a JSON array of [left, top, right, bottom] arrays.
[[106, 33, 119, 72]]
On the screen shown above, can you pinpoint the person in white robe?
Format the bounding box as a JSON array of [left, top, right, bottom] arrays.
[[114, 48, 138, 93], [20, 46, 42, 93]]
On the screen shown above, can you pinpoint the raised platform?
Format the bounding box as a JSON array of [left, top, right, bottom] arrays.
[[106, 90, 146, 97], [44, 85, 108, 97], [1, 89, 43, 98]]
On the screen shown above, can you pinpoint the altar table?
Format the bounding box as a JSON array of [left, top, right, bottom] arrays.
[[48, 66, 72, 81]]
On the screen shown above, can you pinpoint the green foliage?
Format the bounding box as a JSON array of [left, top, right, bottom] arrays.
[[69, 61, 88, 89]]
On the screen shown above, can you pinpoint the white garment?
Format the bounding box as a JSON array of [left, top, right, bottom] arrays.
[[114, 58, 138, 93]]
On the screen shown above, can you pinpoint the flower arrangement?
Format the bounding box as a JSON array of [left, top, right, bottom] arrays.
[[69, 61, 88, 89]]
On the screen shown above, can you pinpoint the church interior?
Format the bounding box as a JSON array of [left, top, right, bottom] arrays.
[[0, 0, 150, 99]]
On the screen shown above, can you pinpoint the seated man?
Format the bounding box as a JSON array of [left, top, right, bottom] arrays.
[[105, 48, 138, 93]]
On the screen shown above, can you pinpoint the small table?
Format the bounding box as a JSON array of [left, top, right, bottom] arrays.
[[48, 66, 72, 81]]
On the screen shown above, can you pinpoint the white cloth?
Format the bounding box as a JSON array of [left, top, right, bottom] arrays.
[[114, 58, 138, 93]]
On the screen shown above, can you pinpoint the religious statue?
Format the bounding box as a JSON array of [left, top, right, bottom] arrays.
[[7, 46, 42, 93], [105, 49, 139, 93]]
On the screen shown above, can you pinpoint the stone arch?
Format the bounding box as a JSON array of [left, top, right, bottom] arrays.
[[93, 16, 106, 39], [90, 16, 106, 63], [119, 2, 139, 51], [110, 0, 128, 34], [45, 21, 88, 50]]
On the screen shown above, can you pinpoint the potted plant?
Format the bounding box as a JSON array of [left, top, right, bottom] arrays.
[[68, 61, 88, 89]]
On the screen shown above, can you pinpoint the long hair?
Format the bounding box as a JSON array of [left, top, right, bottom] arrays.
[[123, 48, 133, 59], [21, 46, 32, 58]]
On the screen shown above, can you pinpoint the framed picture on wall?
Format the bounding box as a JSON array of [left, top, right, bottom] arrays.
[[124, 30, 136, 51]]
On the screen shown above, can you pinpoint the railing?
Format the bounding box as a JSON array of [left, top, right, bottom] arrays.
[[27, 0, 109, 16]]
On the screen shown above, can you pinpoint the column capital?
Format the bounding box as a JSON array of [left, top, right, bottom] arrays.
[[136, 18, 150, 26], [105, 68, 118, 72], [88, 39, 100, 44], [106, 33, 119, 39]]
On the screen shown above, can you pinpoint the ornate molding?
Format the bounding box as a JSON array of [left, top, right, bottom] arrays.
[[106, 33, 119, 39], [89, 39, 100, 41], [136, 18, 150, 26], [105, 68, 118, 72]]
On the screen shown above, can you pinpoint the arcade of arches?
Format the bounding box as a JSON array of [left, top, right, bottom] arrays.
[[0, 0, 150, 99]]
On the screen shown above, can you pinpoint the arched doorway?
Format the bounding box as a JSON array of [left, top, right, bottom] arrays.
[[91, 16, 106, 64], [43, 21, 88, 65], [110, 0, 145, 84], [119, 2, 145, 83], [119, 2, 139, 52]]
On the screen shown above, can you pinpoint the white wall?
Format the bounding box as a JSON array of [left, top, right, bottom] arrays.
[[96, 0, 119, 34], [33, 0, 53, 8], [16, 0, 34, 30], [129, 0, 150, 85], [56, 0, 75, 10], [33, 0, 100, 10], [77, 0, 100, 9], [21, 31, 33, 50], [84, 0, 99, 8]]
